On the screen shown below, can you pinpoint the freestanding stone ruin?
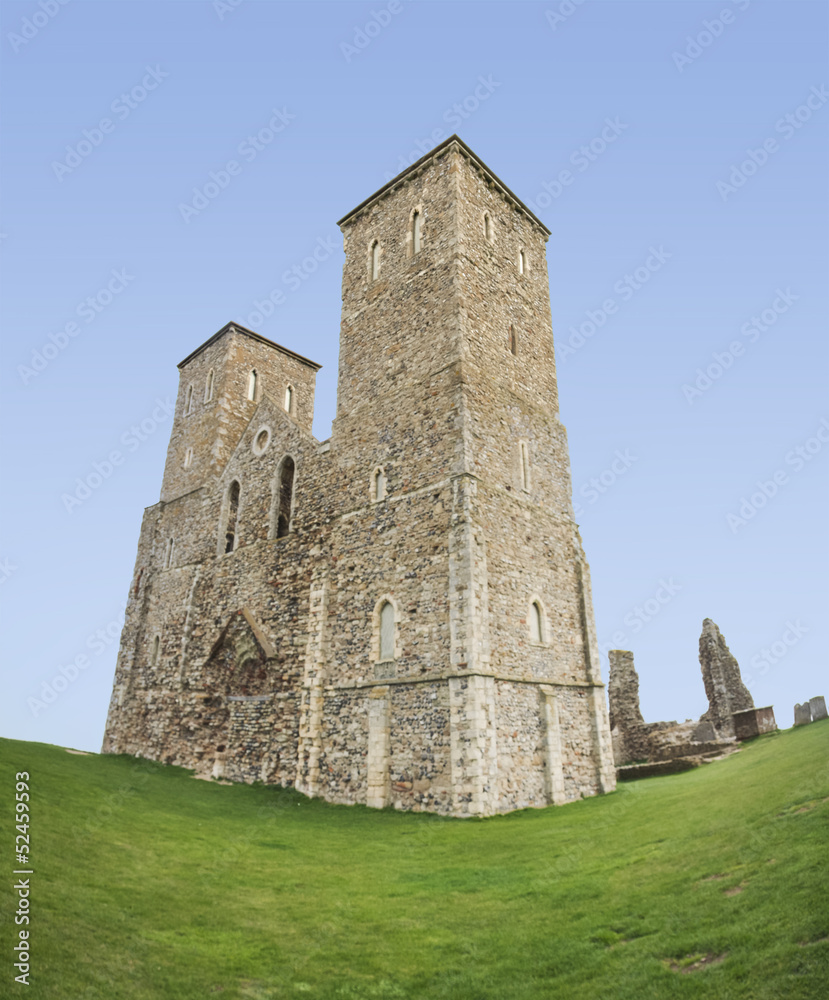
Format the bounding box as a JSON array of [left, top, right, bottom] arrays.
[[697, 618, 755, 738], [102, 135, 616, 817], [809, 695, 828, 721]]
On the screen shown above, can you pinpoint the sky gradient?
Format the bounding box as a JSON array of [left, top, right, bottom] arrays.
[[1, 0, 827, 753]]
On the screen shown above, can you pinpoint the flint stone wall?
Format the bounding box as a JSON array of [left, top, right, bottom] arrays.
[[102, 137, 616, 817]]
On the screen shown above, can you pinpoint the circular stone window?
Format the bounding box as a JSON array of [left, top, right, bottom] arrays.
[[252, 426, 271, 457]]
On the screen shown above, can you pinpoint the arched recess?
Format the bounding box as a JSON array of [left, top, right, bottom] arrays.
[[372, 596, 399, 677], [223, 480, 241, 553], [369, 239, 381, 281], [271, 456, 296, 539], [528, 596, 547, 645], [407, 205, 424, 257]]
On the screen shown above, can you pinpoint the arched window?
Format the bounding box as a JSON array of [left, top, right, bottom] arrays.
[[247, 370, 258, 402], [379, 601, 395, 661], [185, 384, 193, 415], [284, 385, 293, 413], [519, 441, 530, 492], [151, 634, 160, 666], [183, 447, 193, 469], [204, 369, 214, 402], [224, 480, 240, 553], [483, 212, 492, 241], [370, 240, 380, 280], [509, 325, 517, 356], [412, 209, 422, 255], [373, 466, 386, 502], [164, 537, 175, 570], [530, 601, 544, 644], [518, 249, 526, 275], [276, 457, 295, 538]]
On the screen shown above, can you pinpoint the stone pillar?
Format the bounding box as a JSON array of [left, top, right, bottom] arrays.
[[608, 650, 645, 731], [588, 686, 617, 793], [366, 687, 391, 809], [449, 675, 498, 816], [809, 695, 828, 721], [539, 686, 566, 805], [295, 568, 329, 797], [794, 702, 812, 726], [698, 619, 754, 738]]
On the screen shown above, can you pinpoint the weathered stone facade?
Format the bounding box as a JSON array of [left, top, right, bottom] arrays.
[[698, 618, 754, 738], [732, 706, 777, 740], [102, 135, 616, 817]]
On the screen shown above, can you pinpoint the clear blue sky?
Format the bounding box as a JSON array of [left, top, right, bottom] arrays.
[[1, 0, 826, 753]]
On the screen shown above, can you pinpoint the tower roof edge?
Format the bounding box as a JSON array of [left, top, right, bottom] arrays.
[[177, 321, 322, 371], [336, 134, 551, 237]]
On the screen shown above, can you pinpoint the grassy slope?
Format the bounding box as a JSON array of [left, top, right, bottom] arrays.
[[1, 723, 827, 1000]]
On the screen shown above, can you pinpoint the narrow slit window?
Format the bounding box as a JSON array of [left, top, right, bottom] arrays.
[[276, 457, 295, 538], [284, 385, 293, 413], [374, 467, 386, 501], [509, 326, 517, 356], [205, 370, 214, 402], [164, 537, 175, 569], [379, 601, 395, 661], [183, 447, 193, 469], [484, 213, 492, 241], [224, 481, 240, 553], [412, 210, 422, 255], [520, 442, 530, 491], [185, 385, 193, 415], [247, 370, 258, 401], [518, 250, 525, 275], [531, 602, 543, 643], [151, 635, 160, 665], [370, 240, 380, 280]]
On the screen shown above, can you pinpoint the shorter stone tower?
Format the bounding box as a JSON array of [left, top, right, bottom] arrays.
[[103, 135, 616, 816]]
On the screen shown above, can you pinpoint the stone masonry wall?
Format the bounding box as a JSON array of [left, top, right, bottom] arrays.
[[103, 136, 616, 816]]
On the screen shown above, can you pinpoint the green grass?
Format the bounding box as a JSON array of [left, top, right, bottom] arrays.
[[2, 723, 828, 999]]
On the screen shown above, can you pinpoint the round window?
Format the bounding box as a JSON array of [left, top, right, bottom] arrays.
[[252, 426, 271, 457]]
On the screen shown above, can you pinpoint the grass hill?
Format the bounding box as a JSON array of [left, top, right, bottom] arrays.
[[2, 722, 827, 999]]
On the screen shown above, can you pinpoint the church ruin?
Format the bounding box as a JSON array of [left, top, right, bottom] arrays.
[[102, 135, 616, 816]]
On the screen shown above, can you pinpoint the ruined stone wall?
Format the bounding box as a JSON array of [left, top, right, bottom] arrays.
[[699, 617, 754, 738]]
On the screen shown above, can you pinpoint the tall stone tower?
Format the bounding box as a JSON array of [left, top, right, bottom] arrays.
[[103, 135, 616, 816]]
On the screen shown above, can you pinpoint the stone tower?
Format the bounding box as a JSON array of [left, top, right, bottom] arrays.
[[103, 135, 616, 816]]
